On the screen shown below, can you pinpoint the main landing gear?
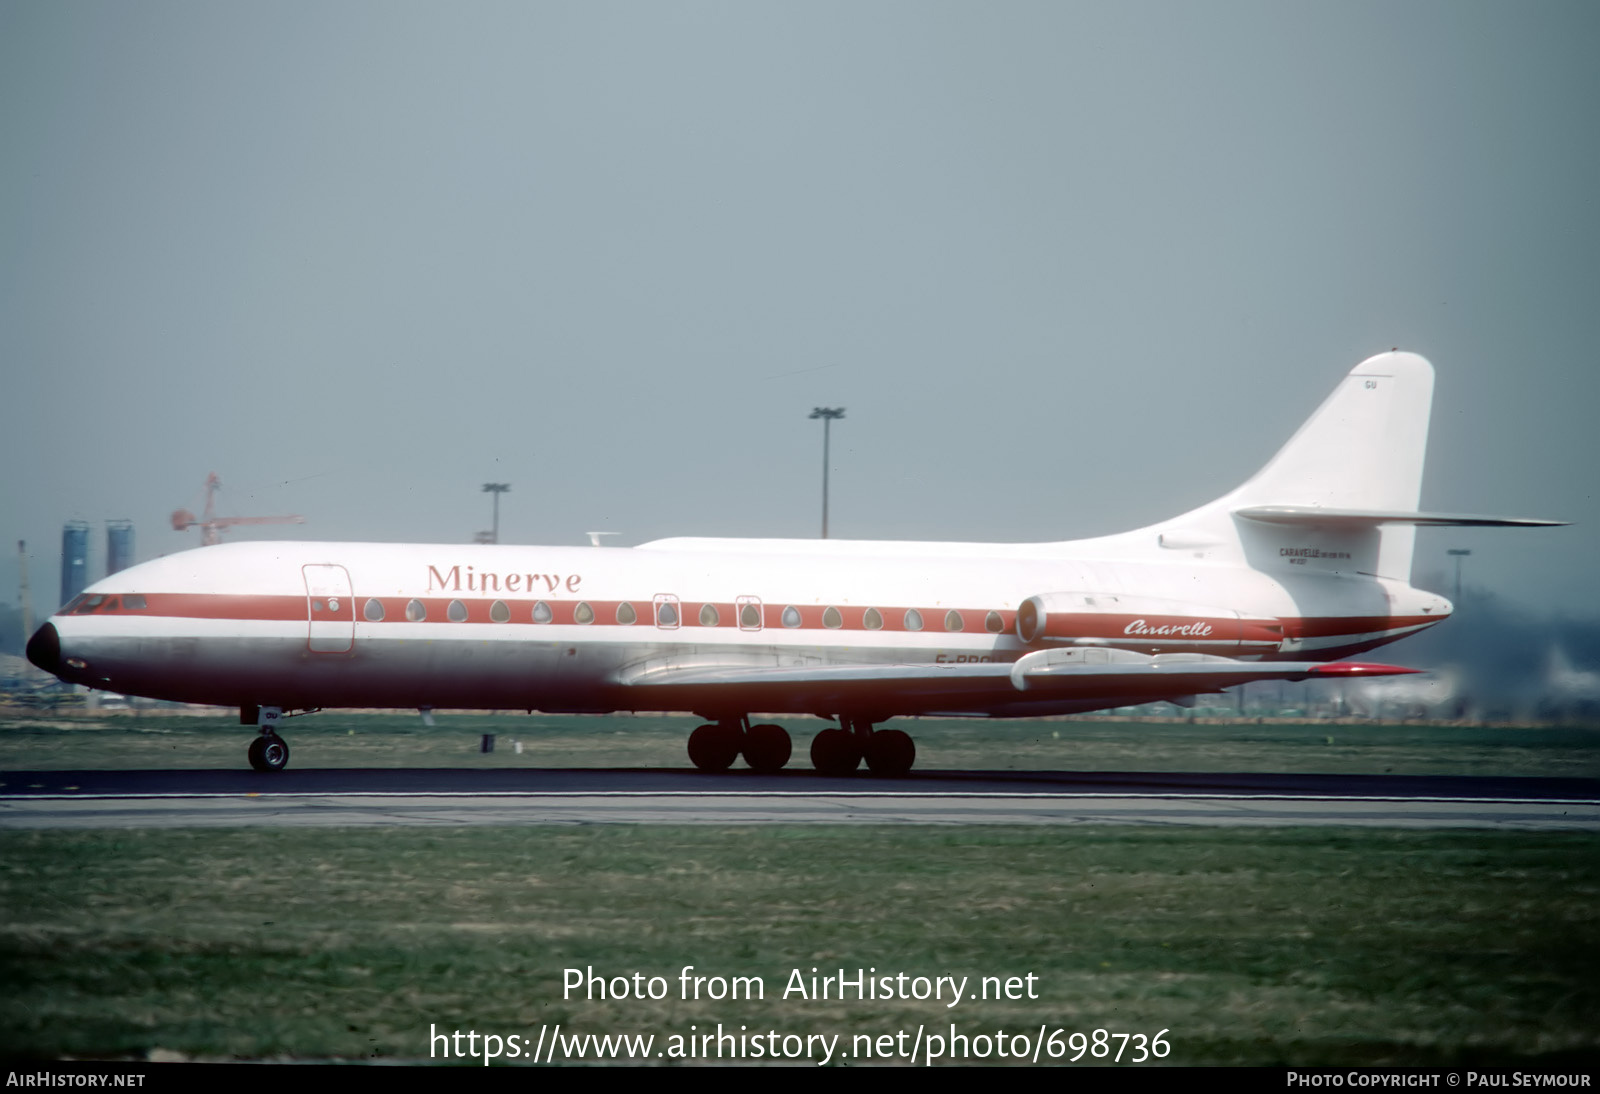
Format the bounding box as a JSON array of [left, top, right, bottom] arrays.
[[687, 719, 791, 774], [686, 716, 915, 778], [242, 704, 291, 772], [811, 717, 915, 778]]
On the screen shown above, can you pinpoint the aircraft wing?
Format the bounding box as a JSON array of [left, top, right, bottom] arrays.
[[617, 650, 1417, 718]]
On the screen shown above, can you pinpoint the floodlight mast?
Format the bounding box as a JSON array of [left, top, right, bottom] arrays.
[[809, 407, 845, 538], [482, 483, 511, 544], [1447, 548, 1472, 603]]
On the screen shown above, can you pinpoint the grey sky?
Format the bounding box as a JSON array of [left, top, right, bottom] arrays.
[[3, 1, 1596, 616]]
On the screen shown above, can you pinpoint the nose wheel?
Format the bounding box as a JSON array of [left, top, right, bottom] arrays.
[[243, 704, 291, 772], [248, 733, 290, 772]]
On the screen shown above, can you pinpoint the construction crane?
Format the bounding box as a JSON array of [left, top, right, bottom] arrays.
[[171, 472, 305, 546]]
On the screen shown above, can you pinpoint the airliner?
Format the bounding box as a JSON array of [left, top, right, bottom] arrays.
[[25, 351, 1561, 775]]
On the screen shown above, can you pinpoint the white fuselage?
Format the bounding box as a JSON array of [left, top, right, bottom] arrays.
[[38, 351, 1545, 736], [37, 532, 1448, 718]]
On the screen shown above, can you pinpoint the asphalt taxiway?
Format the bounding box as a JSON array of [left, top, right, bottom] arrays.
[[2, 768, 1596, 829]]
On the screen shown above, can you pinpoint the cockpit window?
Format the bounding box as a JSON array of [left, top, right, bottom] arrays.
[[61, 595, 88, 614], [79, 595, 106, 614], [123, 594, 147, 610]]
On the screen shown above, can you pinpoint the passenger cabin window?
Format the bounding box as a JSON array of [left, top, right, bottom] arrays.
[[447, 599, 468, 622], [985, 610, 1004, 633], [904, 608, 923, 631], [364, 599, 385, 622], [822, 606, 843, 629], [532, 600, 553, 624], [616, 602, 637, 625], [863, 607, 883, 630], [574, 602, 594, 625], [699, 603, 720, 627], [738, 596, 762, 631], [945, 610, 963, 632], [406, 599, 426, 622], [781, 605, 802, 628], [490, 600, 510, 623], [654, 596, 680, 628]]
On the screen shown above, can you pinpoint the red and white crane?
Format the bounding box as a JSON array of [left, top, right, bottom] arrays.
[[171, 472, 305, 546]]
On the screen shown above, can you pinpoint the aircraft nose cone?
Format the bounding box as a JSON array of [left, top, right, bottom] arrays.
[[26, 622, 60, 675]]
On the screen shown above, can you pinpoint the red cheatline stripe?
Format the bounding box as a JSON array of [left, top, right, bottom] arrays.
[[63, 591, 1441, 643]]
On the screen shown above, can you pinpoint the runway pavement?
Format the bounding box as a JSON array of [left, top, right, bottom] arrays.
[[2, 768, 1597, 828]]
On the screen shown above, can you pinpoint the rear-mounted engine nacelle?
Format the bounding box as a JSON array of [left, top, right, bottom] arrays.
[[1016, 592, 1283, 655]]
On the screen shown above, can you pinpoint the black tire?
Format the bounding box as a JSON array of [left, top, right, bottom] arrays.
[[809, 727, 862, 776], [863, 728, 915, 777], [743, 724, 792, 773], [248, 733, 290, 772], [687, 723, 741, 772]]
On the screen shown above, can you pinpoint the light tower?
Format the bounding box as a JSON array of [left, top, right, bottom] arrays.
[[1447, 548, 1472, 603], [481, 483, 511, 544], [809, 407, 845, 539]]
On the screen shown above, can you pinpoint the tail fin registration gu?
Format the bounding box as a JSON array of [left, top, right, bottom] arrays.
[[27, 351, 1564, 775]]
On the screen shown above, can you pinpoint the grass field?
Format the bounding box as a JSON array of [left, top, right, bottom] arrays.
[[3, 710, 1598, 777], [1, 826, 1596, 1065], [2, 713, 1597, 1066]]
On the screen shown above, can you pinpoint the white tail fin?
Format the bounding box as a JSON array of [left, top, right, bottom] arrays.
[[1154, 352, 1436, 581], [1228, 351, 1435, 514], [1229, 350, 1433, 579]]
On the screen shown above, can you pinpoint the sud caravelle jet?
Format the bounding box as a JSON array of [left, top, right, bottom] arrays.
[[26, 351, 1562, 775]]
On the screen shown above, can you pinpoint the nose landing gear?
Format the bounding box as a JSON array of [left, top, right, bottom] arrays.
[[242, 704, 291, 772], [248, 732, 290, 772]]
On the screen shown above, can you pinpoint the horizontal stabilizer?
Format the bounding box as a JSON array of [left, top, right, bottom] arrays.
[[1234, 506, 1566, 528]]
